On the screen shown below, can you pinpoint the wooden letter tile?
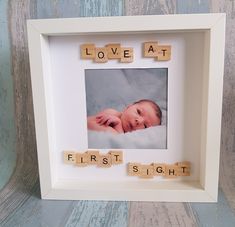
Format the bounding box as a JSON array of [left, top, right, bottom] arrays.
[[143, 42, 158, 57], [106, 43, 121, 59], [64, 151, 76, 164], [86, 150, 100, 165], [120, 47, 133, 63], [128, 163, 141, 176], [156, 45, 171, 61], [140, 165, 154, 179], [80, 44, 95, 59], [76, 153, 88, 167], [97, 154, 112, 168], [95, 47, 108, 63], [176, 161, 191, 176], [153, 163, 166, 176], [165, 164, 178, 178], [109, 150, 123, 164]]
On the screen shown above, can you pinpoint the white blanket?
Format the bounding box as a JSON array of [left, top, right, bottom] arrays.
[[88, 125, 166, 149]]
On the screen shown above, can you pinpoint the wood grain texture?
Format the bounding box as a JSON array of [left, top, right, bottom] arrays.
[[0, 0, 16, 190], [36, 0, 80, 18], [80, 0, 123, 17], [191, 190, 235, 227], [128, 202, 197, 227], [125, 0, 176, 15], [176, 0, 209, 13], [210, 0, 235, 213], [0, 0, 40, 223], [65, 201, 128, 227], [2, 181, 75, 227]]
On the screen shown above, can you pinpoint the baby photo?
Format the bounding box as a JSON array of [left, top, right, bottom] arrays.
[[85, 68, 167, 149]]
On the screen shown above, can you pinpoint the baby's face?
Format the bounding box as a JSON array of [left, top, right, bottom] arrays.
[[121, 102, 161, 133]]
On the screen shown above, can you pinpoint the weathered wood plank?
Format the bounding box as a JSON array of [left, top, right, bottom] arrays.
[[3, 181, 76, 227], [128, 202, 197, 227], [191, 190, 235, 227], [80, 0, 123, 17], [65, 201, 128, 227], [0, 0, 16, 190], [210, 0, 235, 212], [36, 0, 80, 18], [177, 0, 209, 13], [125, 0, 176, 15]]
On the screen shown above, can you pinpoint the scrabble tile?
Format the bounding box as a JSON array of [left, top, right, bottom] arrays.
[[120, 47, 133, 63], [97, 154, 112, 168], [109, 150, 123, 164], [86, 150, 100, 165], [165, 164, 178, 178], [143, 42, 158, 57], [80, 44, 95, 59], [63, 151, 76, 164], [94, 47, 108, 63], [176, 161, 191, 176], [128, 163, 141, 176], [105, 43, 121, 59], [76, 153, 88, 167], [140, 164, 154, 179], [156, 45, 171, 61], [153, 163, 166, 176]]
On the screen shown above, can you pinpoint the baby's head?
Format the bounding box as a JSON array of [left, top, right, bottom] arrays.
[[120, 99, 162, 133]]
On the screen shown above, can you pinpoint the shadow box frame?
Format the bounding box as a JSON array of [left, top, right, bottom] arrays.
[[27, 14, 225, 202]]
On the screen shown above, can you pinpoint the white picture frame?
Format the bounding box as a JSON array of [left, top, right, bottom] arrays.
[[27, 14, 225, 202]]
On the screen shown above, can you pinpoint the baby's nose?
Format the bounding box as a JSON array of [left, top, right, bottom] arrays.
[[136, 117, 144, 125]]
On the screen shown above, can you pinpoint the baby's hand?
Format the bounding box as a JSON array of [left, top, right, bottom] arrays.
[[96, 114, 121, 127]]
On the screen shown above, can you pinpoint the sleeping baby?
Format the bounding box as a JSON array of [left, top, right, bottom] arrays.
[[87, 99, 162, 134]]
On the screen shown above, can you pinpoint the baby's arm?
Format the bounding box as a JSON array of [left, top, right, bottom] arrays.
[[87, 116, 118, 133], [88, 109, 124, 133]]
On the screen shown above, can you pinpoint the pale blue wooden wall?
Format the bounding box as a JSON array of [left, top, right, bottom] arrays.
[[1, 0, 235, 226]]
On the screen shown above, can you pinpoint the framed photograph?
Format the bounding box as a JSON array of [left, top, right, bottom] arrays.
[[27, 14, 225, 202]]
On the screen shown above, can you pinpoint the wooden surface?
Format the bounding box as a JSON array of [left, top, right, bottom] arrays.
[[0, 0, 235, 226]]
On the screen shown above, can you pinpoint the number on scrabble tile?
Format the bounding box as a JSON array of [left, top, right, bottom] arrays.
[[63, 151, 76, 164]]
